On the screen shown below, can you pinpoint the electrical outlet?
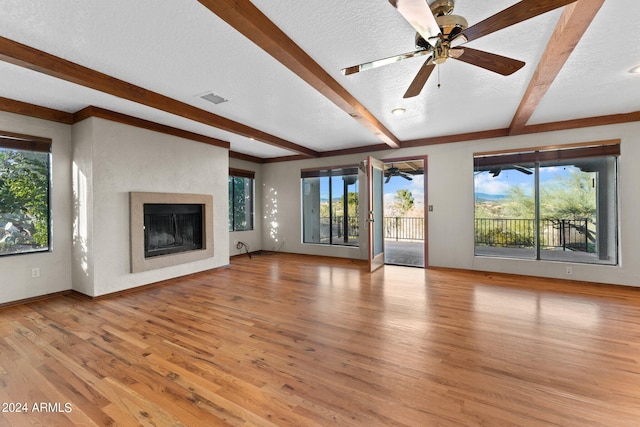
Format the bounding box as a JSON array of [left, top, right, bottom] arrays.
[[31, 267, 41, 278], [566, 266, 573, 275]]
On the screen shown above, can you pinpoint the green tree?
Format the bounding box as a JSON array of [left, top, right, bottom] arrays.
[[347, 191, 358, 217], [394, 189, 414, 216], [540, 169, 595, 219], [0, 150, 50, 247], [228, 176, 254, 231], [503, 185, 534, 218]]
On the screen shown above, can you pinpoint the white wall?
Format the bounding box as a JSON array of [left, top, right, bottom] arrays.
[[228, 158, 263, 256], [0, 111, 73, 304], [262, 122, 640, 287], [72, 117, 229, 297], [71, 119, 94, 296]]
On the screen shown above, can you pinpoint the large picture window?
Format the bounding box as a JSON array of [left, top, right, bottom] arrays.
[[474, 141, 618, 265], [302, 166, 359, 246], [0, 133, 51, 256], [228, 168, 254, 232]]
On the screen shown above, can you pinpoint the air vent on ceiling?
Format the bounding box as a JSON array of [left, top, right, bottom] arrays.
[[199, 92, 228, 105]]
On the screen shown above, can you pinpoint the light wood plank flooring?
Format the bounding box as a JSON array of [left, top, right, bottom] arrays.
[[1, 253, 640, 426]]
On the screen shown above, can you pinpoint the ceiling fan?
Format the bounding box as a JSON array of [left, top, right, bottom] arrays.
[[341, 0, 577, 98], [488, 165, 534, 177], [385, 164, 414, 182]]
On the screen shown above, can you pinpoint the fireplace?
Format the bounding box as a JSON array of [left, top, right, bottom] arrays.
[[130, 192, 213, 273], [144, 203, 204, 258]]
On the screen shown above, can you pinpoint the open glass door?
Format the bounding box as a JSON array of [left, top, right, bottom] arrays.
[[367, 156, 385, 271]]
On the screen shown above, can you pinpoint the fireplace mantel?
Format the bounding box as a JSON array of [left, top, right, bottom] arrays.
[[130, 192, 213, 273]]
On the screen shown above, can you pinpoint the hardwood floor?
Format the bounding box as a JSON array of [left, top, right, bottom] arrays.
[[1, 254, 640, 426]]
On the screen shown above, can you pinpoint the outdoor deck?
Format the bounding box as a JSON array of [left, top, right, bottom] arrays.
[[381, 242, 614, 268], [384, 240, 425, 268], [475, 246, 615, 264]]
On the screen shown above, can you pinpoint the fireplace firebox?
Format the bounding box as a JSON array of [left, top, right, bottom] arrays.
[[130, 192, 214, 273], [144, 203, 203, 258]]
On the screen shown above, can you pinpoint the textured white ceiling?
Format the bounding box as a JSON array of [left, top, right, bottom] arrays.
[[0, 1, 638, 158]]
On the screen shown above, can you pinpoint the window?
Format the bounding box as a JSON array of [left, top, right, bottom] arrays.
[[474, 141, 619, 265], [301, 166, 359, 246], [228, 168, 254, 231], [0, 133, 51, 256]]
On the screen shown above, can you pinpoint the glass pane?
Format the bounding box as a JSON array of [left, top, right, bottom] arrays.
[[228, 177, 233, 231], [331, 175, 345, 244], [231, 177, 253, 231], [539, 157, 617, 265], [0, 148, 50, 255], [302, 171, 358, 247], [302, 177, 326, 244], [474, 161, 536, 259], [373, 166, 383, 256], [344, 174, 359, 245], [244, 177, 254, 230]]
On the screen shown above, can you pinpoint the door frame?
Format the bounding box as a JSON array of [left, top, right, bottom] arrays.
[[381, 155, 429, 268]]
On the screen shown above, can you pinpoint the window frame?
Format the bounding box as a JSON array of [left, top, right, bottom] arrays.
[[301, 165, 360, 247], [0, 131, 52, 257], [228, 168, 255, 232], [473, 140, 619, 265]]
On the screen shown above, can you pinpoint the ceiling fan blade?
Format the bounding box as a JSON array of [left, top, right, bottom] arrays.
[[400, 172, 413, 181], [341, 49, 429, 75], [454, 47, 525, 76], [461, 0, 577, 43], [389, 0, 442, 42], [403, 57, 435, 98], [385, 175, 391, 183], [513, 165, 534, 175]]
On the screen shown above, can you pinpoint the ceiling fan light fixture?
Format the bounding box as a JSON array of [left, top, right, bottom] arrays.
[[391, 107, 406, 116], [433, 56, 447, 65], [450, 33, 468, 47], [431, 42, 448, 64]]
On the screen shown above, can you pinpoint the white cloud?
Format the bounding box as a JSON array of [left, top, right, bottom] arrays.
[[540, 166, 563, 175], [474, 173, 512, 195], [384, 193, 395, 205]]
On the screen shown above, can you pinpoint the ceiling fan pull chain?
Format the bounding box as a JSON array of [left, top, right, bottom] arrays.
[[437, 64, 441, 89]]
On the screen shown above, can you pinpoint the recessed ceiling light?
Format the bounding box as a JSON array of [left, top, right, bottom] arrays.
[[630, 65, 640, 74], [391, 108, 406, 116]]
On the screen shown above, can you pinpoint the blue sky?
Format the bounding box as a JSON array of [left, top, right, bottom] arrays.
[[474, 166, 575, 196], [316, 172, 425, 207], [314, 165, 573, 207], [384, 173, 424, 207]]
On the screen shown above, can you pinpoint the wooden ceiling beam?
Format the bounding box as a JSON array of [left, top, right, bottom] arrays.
[[0, 35, 317, 157], [265, 110, 640, 162], [197, 0, 401, 149], [0, 96, 74, 124], [509, 0, 605, 135], [73, 106, 231, 149], [229, 150, 266, 164]]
